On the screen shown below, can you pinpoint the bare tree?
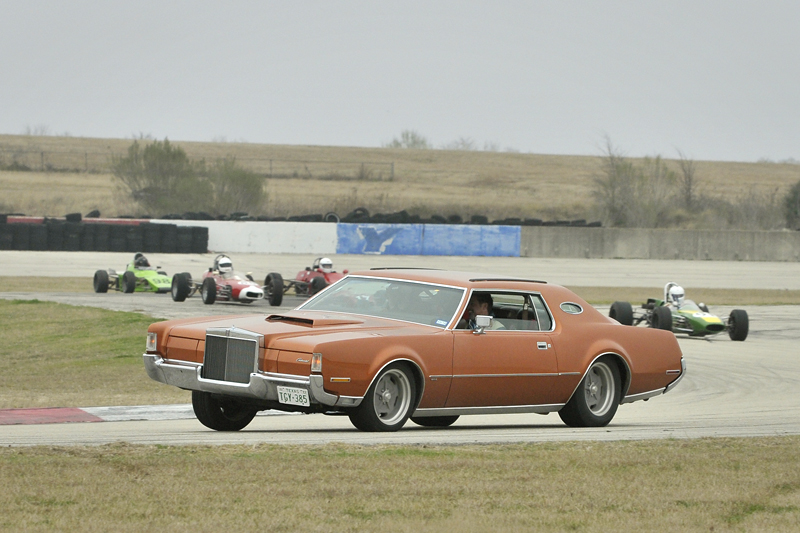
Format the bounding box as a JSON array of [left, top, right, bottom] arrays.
[[676, 149, 697, 211]]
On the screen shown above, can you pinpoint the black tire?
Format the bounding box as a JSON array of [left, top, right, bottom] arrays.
[[171, 273, 191, 302], [609, 301, 633, 325], [558, 356, 621, 428], [201, 277, 217, 304], [265, 273, 284, 306], [650, 305, 673, 331], [728, 309, 749, 341], [93, 270, 109, 293], [121, 271, 137, 293], [349, 363, 416, 432], [410, 416, 459, 428], [309, 276, 327, 295], [192, 391, 258, 431]]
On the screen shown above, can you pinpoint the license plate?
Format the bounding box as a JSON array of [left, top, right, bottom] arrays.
[[277, 386, 310, 407]]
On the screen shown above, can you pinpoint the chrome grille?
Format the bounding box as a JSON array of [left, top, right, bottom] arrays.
[[202, 329, 260, 384]]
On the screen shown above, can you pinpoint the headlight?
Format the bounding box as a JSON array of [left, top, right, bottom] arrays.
[[311, 353, 322, 373], [146, 332, 157, 353]]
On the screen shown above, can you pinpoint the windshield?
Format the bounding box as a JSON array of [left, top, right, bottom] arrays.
[[298, 276, 466, 328], [679, 299, 701, 311], [222, 271, 252, 281]]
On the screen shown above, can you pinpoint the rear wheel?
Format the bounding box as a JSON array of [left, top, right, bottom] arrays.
[[93, 270, 109, 293], [121, 271, 137, 293], [349, 363, 416, 432], [265, 273, 284, 306], [171, 273, 191, 302], [192, 391, 258, 431], [201, 277, 217, 304], [609, 301, 633, 325], [650, 305, 673, 331], [411, 415, 459, 428], [559, 356, 621, 427], [728, 309, 749, 341]]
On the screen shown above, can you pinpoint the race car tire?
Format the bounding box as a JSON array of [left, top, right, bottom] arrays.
[[192, 391, 258, 432], [728, 309, 749, 341], [201, 277, 217, 304], [93, 270, 109, 293], [410, 415, 460, 428], [171, 273, 191, 302], [121, 271, 137, 293], [609, 301, 633, 326], [309, 276, 327, 296], [265, 273, 284, 306], [558, 356, 621, 427], [650, 305, 673, 331]]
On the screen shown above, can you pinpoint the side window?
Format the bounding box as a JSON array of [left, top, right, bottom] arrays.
[[531, 295, 553, 331], [488, 293, 542, 331]]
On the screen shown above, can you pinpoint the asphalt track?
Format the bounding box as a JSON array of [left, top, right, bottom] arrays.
[[1, 252, 799, 446]]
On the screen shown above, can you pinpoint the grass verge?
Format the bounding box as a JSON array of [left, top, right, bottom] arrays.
[[0, 300, 187, 408], [2, 438, 799, 531]]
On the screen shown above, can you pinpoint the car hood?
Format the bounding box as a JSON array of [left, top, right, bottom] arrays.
[[162, 310, 437, 349]]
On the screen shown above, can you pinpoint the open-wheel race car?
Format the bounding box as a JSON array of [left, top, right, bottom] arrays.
[[609, 282, 748, 341], [144, 269, 685, 433], [93, 253, 172, 294], [170, 254, 265, 305], [263, 257, 348, 306]]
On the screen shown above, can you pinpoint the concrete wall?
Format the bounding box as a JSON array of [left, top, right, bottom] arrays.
[[520, 226, 800, 262], [150, 219, 800, 261]]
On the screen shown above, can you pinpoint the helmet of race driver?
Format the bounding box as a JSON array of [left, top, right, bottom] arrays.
[[667, 285, 685, 307], [134, 253, 150, 268], [319, 257, 333, 273], [216, 255, 233, 273]]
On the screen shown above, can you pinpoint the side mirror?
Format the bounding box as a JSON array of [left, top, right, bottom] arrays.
[[306, 267, 311, 271], [343, 269, 349, 274], [473, 315, 492, 334], [208, 267, 212, 272]]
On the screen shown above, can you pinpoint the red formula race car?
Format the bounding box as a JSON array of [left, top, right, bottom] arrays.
[[171, 254, 265, 305], [264, 257, 348, 306]]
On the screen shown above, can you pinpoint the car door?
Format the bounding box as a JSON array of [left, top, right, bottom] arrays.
[[445, 292, 560, 407]]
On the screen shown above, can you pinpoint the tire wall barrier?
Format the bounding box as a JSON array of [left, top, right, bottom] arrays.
[[3, 219, 798, 261], [0, 222, 208, 254]]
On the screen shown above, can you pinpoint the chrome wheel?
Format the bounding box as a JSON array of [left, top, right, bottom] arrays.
[[583, 362, 615, 417], [372, 368, 412, 426]]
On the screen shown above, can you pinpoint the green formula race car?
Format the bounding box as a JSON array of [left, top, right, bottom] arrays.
[[93, 253, 172, 294], [609, 282, 748, 341]]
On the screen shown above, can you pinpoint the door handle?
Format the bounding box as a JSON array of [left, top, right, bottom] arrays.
[[537, 341, 548, 350]]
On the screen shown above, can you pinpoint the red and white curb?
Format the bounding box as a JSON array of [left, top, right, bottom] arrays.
[[0, 405, 290, 425]]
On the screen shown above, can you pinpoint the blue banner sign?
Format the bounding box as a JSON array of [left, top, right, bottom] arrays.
[[336, 223, 520, 256]]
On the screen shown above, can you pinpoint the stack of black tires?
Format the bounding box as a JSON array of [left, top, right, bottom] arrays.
[[0, 221, 208, 253]]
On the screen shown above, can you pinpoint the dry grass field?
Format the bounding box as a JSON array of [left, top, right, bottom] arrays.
[[2, 134, 799, 222], [3, 438, 799, 531]]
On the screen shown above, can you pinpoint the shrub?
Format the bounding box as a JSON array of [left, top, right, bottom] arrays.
[[784, 180, 800, 230], [200, 157, 266, 216]]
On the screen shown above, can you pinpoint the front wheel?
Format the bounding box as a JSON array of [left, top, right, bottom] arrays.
[[121, 271, 137, 293], [559, 356, 621, 427], [728, 309, 749, 341], [650, 305, 673, 331], [349, 363, 416, 432], [201, 277, 217, 304], [192, 391, 258, 431]]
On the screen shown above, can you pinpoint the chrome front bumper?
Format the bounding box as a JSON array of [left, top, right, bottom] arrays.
[[143, 354, 361, 408]]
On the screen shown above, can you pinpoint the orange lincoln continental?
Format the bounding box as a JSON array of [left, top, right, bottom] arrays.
[[143, 269, 685, 432]]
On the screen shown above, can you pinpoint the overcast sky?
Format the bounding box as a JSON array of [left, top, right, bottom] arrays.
[[2, 1, 798, 162]]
